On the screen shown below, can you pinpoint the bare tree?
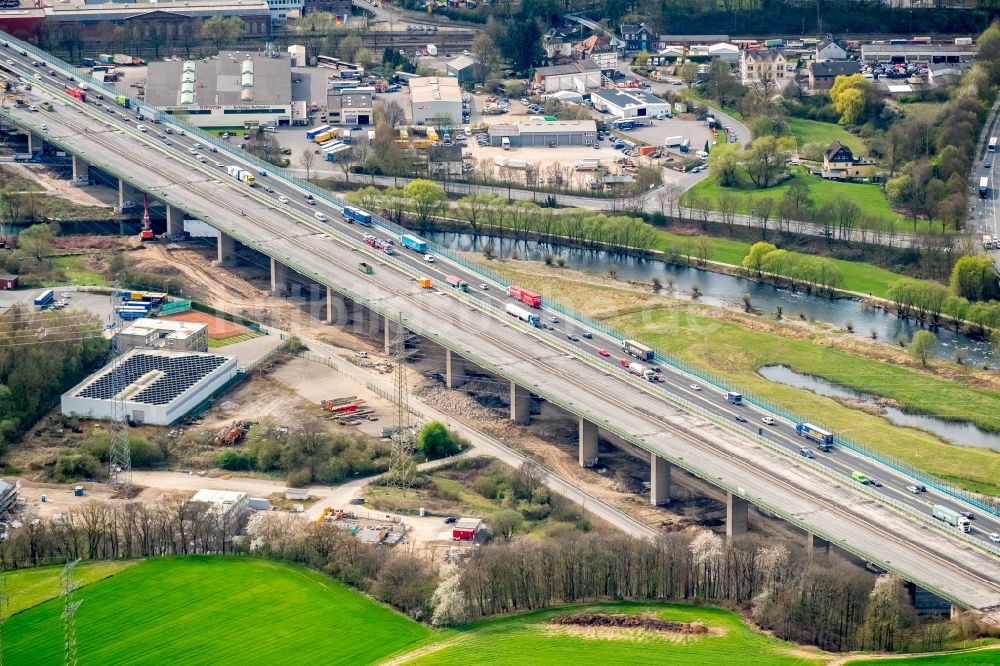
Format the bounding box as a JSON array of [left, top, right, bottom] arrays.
[[301, 148, 316, 180]]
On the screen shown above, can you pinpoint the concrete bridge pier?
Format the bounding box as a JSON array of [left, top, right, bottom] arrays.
[[578, 417, 598, 467], [269, 256, 288, 295], [726, 491, 749, 539], [650, 454, 671, 506], [806, 533, 830, 556], [166, 205, 184, 236], [26, 131, 34, 153], [445, 349, 466, 389], [326, 288, 354, 325], [71, 154, 90, 184], [510, 382, 530, 425]]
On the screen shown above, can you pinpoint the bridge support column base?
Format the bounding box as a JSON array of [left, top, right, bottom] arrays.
[[806, 533, 829, 556], [166, 205, 184, 236], [269, 256, 288, 295], [327, 287, 352, 324], [650, 454, 671, 506], [579, 417, 598, 467], [71, 154, 90, 185], [510, 382, 530, 425], [726, 492, 749, 540], [446, 349, 466, 389]]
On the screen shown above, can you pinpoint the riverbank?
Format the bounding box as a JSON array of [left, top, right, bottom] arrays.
[[479, 256, 1000, 497]]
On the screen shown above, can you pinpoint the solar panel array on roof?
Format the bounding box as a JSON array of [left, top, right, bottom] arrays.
[[76, 353, 228, 405]]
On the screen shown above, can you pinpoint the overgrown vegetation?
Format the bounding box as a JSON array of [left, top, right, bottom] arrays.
[[0, 306, 108, 457], [216, 418, 393, 487]]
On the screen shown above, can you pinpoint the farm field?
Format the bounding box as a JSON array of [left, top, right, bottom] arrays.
[[1, 556, 431, 665], [845, 646, 1000, 665], [397, 602, 828, 665]]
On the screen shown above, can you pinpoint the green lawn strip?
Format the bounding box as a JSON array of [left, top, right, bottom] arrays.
[[900, 102, 944, 124], [844, 644, 1000, 665], [787, 117, 864, 154], [45, 255, 108, 286], [489, 264, 1000, 494], [607, 306, 1000, 494], [2, 556, 431, 666], [401, 601, 828, 666], [0, 561, 135, 617], [645, 229, 907, 298], [683, 167, 897, 222], [207, 332, 260, 347]]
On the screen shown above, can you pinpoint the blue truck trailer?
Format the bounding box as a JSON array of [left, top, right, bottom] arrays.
[[796, 422, 833, 451], [401, 234, 428, 252], [343, 206, 373, 225]]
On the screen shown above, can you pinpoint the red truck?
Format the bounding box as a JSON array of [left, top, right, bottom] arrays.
[[507, 285, 541, 308], [64, 86, 86, 102]]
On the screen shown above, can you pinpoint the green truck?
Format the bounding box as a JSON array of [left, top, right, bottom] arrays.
[[358, 262, 373, 274], [851, 471, 869, 485]]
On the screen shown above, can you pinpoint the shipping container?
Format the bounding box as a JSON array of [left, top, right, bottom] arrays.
[[507, 285, 541, 308], [306, 124, 332, 140]]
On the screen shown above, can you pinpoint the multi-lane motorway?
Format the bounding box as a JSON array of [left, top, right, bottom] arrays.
[[3, 35, 1000, 609]]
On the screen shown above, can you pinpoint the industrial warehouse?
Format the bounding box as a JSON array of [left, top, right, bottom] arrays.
[[487, 119, 598, 147], [61, 350, 238, 426], [145, 50, 293, 128], [409, 76, 463, 125]]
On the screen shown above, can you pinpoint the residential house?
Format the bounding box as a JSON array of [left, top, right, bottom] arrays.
[[822, 140, 877, 180], [0, 275, 18, 290], [740, 48, 787, 86], [575, 34, 618, 71], [815, 34, 849, 62], [807, 60, 858, 90], [543, 36, 573, 60], [427, 144, 464, 177], [619, 23, 654, 52]]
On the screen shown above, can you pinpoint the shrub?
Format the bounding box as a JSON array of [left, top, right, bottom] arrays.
[[217, 449, 255, 471], [55, 452, 102, 481]]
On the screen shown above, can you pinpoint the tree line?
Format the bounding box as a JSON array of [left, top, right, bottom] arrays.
[[5, 492, 994, 654]]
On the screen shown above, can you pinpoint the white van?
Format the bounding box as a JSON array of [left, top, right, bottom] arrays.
[[314, 212, 328, 222], [501, 136, 510, 150], [137, 125, 148, 133]]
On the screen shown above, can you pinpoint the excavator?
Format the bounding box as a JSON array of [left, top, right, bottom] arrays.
[[139, 193, 154, 241]]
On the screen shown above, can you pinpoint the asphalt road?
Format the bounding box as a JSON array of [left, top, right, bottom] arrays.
[[3, 37, 1000, 608]]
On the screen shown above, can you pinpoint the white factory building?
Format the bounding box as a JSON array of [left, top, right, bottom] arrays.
[[145, 50, 293, 128], [189, 489, 250, 529], [61, 350, 238, 426], [409, 77, 463, 125], [117, 318, 209, 353], [591, 88, 672, 119]]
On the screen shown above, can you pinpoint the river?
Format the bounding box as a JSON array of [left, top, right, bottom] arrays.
[[424, 232, 993, 366], [759, 365, 1000, 451]]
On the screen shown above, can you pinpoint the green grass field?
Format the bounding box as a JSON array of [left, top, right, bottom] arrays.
[[683, 167, 898, 225], [845, 647, 1000, 665], [489, 262, 1000, 496], [2, 557, 431, 665], [787, 118, 864, 154], [45, 255, 108, 286], [0, 561, 134, 616], [399, 602, 827, 665], [645, 229, 908, 298]]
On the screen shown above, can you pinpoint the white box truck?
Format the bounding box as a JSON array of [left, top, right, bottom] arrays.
[[663, 136, 684, 147]]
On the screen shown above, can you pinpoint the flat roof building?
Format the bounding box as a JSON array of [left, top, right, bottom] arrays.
[[145, 50, 292, 128], [409, 76, 463, 125], [860, 43, 975, 63], [488, 119, 597, 148], [189, 489, 249, 529], [533, 60, 601, 93], [0, 479, 19, 516], [117, 318, 209, 353], [591, 88, 671, 119], [61, 349, 237, 426], [326, 88, 373, 126]]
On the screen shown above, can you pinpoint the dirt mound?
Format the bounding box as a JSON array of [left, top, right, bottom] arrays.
[[551, 612, 708, 635], [131, 260, 184, 277]]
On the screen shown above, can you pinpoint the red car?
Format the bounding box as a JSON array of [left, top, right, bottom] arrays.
[[598, 348, 610, 357]]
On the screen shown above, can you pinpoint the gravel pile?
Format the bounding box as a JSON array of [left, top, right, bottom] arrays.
[[415, 384, 505, 422]]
